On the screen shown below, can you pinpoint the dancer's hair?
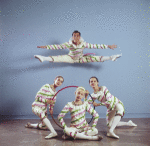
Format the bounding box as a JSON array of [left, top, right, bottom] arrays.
[[76, 86, 85, 91], [89, 76, 99, 83], [72, 30, 81, 36], [55, 76, 64, 82]]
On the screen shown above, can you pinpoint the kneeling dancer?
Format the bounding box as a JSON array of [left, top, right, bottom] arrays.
[[25, 76, 64, 139], [88, 76, 137, 139]]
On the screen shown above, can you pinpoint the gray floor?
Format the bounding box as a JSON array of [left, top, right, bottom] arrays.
[[0, 118, 150, 146]]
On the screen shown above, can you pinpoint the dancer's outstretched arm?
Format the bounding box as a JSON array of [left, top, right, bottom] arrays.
[[85, 42, 117, 50], [37, 42, 70, 50]]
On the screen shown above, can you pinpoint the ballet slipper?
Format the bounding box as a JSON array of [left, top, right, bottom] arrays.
[[34, 55, 44, 62], [45, 132, 58, 139], [62, 134, 72, 140], [107, 130, 119, 139], [111, 53, 122, 61], [127, 120, 137, 126], [25, 122, 32, 128]]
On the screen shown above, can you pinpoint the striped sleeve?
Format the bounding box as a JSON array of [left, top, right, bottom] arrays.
[[85, 42, 108, 49], [46, 42, 70, 50], [86, 102, 99, 127], [87, 97, 94, 104], [58, 103, 70, 128]]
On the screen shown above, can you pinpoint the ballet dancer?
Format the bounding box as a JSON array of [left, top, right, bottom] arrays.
[[58, 87, 103, 141], [25, 76, 64, 139], [34, 30, 122, 63], [87, 76, 137, 139]]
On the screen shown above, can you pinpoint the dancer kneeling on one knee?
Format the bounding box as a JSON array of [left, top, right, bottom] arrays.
[[58, 87, 103, 141], [87, 76, 137, 139], [25, 76, 64, 139]]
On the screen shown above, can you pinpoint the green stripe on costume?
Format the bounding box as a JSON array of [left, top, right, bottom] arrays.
[[38, 92, 53, 96], [105, 91, 109, 96], [96, 44, 98, 49], [71, 109, 80, 114], [53, 45, 57, 49], [71, 115, 85, 123]]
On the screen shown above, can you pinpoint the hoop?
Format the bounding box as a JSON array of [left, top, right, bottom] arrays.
[[50, 86, 95, 129]]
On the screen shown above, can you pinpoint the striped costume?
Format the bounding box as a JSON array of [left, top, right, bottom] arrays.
[[58, 101, 99, 139], [88, 86, 125, 127], [47, 37, 112, 63], [32, 84, 56, 127]]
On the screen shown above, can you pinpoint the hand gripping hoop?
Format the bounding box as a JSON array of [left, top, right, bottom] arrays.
[[50, 86, 95, 129]]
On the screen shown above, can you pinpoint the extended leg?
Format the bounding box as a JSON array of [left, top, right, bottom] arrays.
[[64, 127, 102, 141], [79, 54, 122, 63], [34, 55, 74, 63]]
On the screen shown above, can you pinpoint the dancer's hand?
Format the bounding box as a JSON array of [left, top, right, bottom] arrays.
[[49, 109, 53, 115], [37, 46, 47, 48], [108, 44, 117, 50], [85, 90, 89, 99], [93, 102, 99, 107], [47, 99, 54, 105]]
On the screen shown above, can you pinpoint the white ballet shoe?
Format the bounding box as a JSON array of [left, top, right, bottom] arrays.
[[127, 120, 137, 126], [45, 132, 58, 139], [111, 53, 122, 61], [107, 130, 119, 139], [34, 55, 44, 62], [62, 134, 72, 140], [25, 122, 32, 128]]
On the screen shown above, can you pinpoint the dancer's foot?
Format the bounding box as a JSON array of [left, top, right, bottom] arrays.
[[111, 53, 122, 61], [107, 130, 119, 139], [25, 122, 32, 128], [34, 55, 44, 62], [62, 134, 72, 140], [97, 135, 103, 141], [45, 132, 58, 139], [127, 120, 137, 126]]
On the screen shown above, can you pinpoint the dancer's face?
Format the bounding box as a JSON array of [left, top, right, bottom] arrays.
[[54, 77, 64, 87], [75, 89, 85, 101], [72, 33, 80, 43], [89, 78, 99, 88]]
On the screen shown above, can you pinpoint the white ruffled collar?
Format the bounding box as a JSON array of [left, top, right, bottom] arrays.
[[69, 37, 85, 48]]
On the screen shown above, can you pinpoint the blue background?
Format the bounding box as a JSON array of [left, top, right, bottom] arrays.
[[0, 0, 150, 120]]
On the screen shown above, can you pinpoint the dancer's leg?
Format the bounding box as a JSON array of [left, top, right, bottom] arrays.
[[25, 122, 38, 129], [52, 55, 74, 63], [34, 55, 53, 62], [32, 106, 57, 139], [79, 54, 122, 63], [64, 127, 102, 141], [43, 118, 57, 139]]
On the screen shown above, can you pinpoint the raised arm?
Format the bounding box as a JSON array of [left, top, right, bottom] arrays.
[[37, 42, 71, 50], [58, 103, 70, 128], [86, 102, 99, 127]]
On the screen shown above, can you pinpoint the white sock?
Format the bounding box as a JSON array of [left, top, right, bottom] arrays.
[[34, 55, 53, 62], [108, 116, 121, 138], [111, 53, 122, 61], [101, 56, 111, 61], [43, 118, 57, 134], [127, 120, 137, 126]]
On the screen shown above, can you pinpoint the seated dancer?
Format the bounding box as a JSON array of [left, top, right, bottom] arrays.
[[87, 77, 137, 139], [34, 30, 122, 63], [58, 87, 103, 141], [25, 76, 64, 139]]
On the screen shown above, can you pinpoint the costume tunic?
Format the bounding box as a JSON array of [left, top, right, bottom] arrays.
[[46, 38, 109, 63], [32, 84, 56, 120], [88, 86, 125, 127], [58, 101, 99, 139]]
